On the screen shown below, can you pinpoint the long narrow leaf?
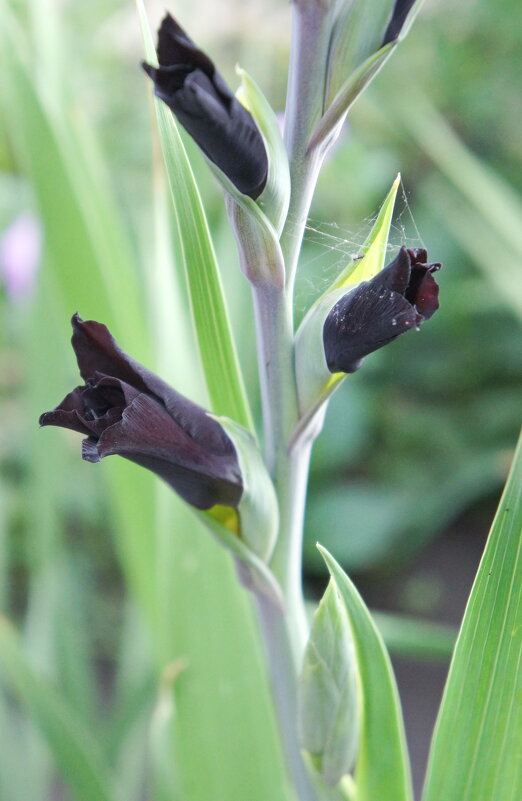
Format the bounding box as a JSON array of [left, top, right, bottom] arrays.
[[0, 4, 147, 358], [0, 620, 120, 801], [422, 430, 522, 801], [318, 545, 413, 801]]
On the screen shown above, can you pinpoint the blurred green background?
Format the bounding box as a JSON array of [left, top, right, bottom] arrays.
[[0, 0, 520, 799]]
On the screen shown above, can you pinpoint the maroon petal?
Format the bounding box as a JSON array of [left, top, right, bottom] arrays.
[[70, 314, 234, 457], [323, 283, 421, 373], [39, 386, 95, 436], [371, 246, 411, 294], [94, 393, 243, 510], [410, 269, 440, 319]]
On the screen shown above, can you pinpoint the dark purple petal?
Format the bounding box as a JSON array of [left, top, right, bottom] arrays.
[[41, 315, 244, 511], [323, 246, 441, 373], [142, 13, 268, 199], [39, 386, 95, 436], [156, 13, 215, 78], [408, 269, 439, 319], [323, 283, 421, 373], [94, 392, 242, 510], [373, 246, 411, 294], [70, 314, 234, 458], [382, 0, 417, 45]]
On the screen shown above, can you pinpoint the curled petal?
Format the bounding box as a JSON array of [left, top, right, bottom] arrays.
[[41, 315, 244, 512], [94, 392, 243, 510], [70, 314, 234, 458], [323, 246, 441, 373], [324, 284, 421, 373], [156, 12, 215, 77], [39, 386, 94, 436], [377, 246, 411, 294]]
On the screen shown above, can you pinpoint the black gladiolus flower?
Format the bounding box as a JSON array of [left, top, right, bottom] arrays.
[[323, 246, 441, 373], [142, 13, 268, 199], [382, 0, 418, 45], [39, 314, 243, 510]]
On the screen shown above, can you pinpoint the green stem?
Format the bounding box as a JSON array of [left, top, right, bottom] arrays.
[[270, 439, 313, 663], [255, 592, 318, 801], [281, 0, 333, 298], [247, 6, 337, 800], [251, 283, 311, 663], [251, 284, 298, 473]]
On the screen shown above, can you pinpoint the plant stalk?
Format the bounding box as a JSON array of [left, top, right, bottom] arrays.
[[248, 6, 338, 800], [282, 0, 333, 298], [255, 591, 319, 801], [251, 283, 311, 662], [251, 284, 297, 475]]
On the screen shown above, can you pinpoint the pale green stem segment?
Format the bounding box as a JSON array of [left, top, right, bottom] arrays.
[[251, 285, 316, 801], [269, 440, 313, 663], [281, 0, 334, 299], [251, 284, 298, 475], [255, 591, 319, 801], [248, 5, 338, 801], [251, 282, 310, 659], [254, 0, 334, 632]]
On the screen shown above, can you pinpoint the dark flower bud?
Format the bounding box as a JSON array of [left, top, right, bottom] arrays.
[[39, 314, 242, 511], [323, 246, 441, 373], [382, 0, 418, 46], [142, 13, 268, 200]]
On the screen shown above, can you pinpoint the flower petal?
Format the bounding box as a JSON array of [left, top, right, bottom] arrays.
[[156, 12, 215, 78], [142, 13, 268, 199], [404, 250, 441, 320], [94, 392, 243, 510], [408, 269, 440, 319], [373, 246, 411, 294], [323, 283, 421, 374], [39, 386, 96, 436], [70, 314, 235, 458]]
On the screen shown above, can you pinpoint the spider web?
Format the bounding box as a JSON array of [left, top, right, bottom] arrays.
[[289, 178, 425, 313]]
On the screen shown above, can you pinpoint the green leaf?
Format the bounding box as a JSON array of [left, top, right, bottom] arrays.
[[293, 175, 400, 427], [216, 417, 279, 562], [422, 429, 522, 801], [236, 67, 290, 234], [197, 509, 284, 610], [315, 42, 397, 148], [325, 0, 395, 104], [0, 5, 147, 359], [298, 582, 359, 786], [136, 0, 254, 431], [318, 545, 413, 801], [225, 194, 285, 288], [331, 172, 400, 289], [0, 620, 120, 801]]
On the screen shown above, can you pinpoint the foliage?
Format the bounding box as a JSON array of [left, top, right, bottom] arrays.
[[0, 0, 520, 800]]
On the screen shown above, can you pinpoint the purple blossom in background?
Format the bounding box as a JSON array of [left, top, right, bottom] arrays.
[[0, 213, 42, 303]]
